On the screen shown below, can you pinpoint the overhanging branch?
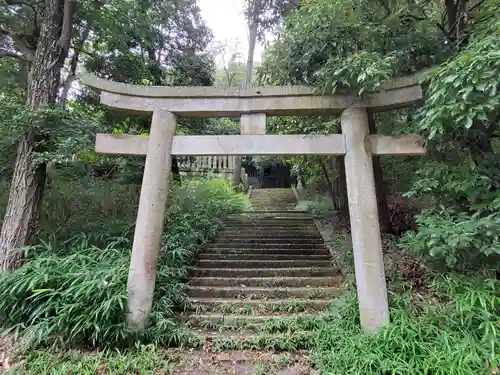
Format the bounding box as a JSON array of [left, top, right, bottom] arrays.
[[0, 48, 23, 59], [0, 25, 35, 61], [1, 0, 36, 9]]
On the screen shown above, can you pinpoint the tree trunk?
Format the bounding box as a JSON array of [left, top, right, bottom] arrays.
[[367, 111, 391, 233], [233, 13, 258, 187], [0, 0, 74, 273], [318, 158, 336, 207], [60, 22, 91, 107], [171, 156, 181, 182], [333, 156, 349, 217]]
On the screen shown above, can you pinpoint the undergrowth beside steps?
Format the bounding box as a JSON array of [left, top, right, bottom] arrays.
[[311, 276, 499, 375], [0, 178, 249, 349]]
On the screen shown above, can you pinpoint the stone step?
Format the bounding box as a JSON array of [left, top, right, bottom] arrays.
[[222, 227, 318, 232], [188, 298, 333, 313], [221, 226, 318, 231], [201, 248, 330, 255], [190, 329, 315, 347], [250, 204, 296, 206], [198, 254, 331, 261], [225, 217, 309, 221], [223, 220, 314, 225], [225, 220, 315, 224], [223, 220, 314, 224], [218, 233, 322, 239], [251, 198, 296, 200], [250, 198, 296, 200], [250, 206, 296, 209], [186, 285, 343, 299], [214, 238, 324, 244], [249, 209, 298, 213], [219, 229, 320, 236], [196, 259, 332, 269], [188, 276, 343, 288], [189, 267, 341, 278], [183, 313, 319, 327], [205, 243, 327, 249], [229, 211, 309, 216]]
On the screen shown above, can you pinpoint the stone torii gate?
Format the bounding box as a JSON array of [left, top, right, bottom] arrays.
[[81, 73, 426, 332]]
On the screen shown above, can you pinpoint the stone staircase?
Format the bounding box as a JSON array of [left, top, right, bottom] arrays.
[[249, 188, 298, 211], [184, 188, 343, 332]]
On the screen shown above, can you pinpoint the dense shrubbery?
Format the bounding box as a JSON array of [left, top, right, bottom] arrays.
[[0, 177, 249, 348], [311, 275, 499, 374]]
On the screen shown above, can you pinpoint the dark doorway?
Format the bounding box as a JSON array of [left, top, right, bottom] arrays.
[[261, 164, 293, 188]]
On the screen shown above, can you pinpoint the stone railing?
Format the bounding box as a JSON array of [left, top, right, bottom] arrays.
[[177, 156, 249, 187], [177, 156, 235, 172]]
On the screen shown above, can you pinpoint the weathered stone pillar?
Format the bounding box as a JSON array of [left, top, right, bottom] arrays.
[[126, 110, 177, 331], [232, 114, 266, 187], [341, 106, 389, 332], [232, 157, 242, 186]]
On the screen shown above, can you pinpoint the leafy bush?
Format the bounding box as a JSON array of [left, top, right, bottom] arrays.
[[402, 163, 500, 268], [0, 173, 139, 241], [401, 19, 500, 271], [311, 275, 499, 375], [400, 207, 500, 270], [0, 178, 249, 348]]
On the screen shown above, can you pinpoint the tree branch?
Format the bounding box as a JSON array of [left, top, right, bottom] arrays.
[[0, 25, 35, 61], [1, 0, 36, 11], [58, 0, 76, 50], [0, 48, 24, 59]]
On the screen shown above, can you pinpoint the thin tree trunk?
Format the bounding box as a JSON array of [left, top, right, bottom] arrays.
[[367, 111, 391, 233], [60, 23, 90, 107], [318, 158, 336, 209], [232, 12, 258, 187], [333, 156, 349, 217], [0, 0, 75, 273], [332, 123, 349, 217], [171, 156, 181, 182]]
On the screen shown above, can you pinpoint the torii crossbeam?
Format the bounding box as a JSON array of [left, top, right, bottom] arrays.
[[81, 73, 426, 332]]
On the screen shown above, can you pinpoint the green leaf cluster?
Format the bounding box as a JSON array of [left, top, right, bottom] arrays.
[[0, 178, 249, 348]]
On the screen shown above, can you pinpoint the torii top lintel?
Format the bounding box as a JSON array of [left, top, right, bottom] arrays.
[[80, 72, 424, 117]]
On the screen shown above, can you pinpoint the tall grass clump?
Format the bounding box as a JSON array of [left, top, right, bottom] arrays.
[[0, 177, 249, 349], [311, 275, 499, 375]]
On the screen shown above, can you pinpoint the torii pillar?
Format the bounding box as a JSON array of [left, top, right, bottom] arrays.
[[342, 107, 388, 329]]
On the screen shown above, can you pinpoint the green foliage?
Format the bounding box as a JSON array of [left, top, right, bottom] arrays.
[[401, 18, 500, 270], [406, 161, 496, 208], [401, 205, 500, 269], [312, 275, 499, 374], [200, 118, 240, 136], [314, 51, 394, 96], [0, 178, 249, 348], [21, 344, 179, 375], [0, 169, 138, 238], [252, 155, 284, 169], [259, 0, 446, 87], [417, 20, 500, 142]]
